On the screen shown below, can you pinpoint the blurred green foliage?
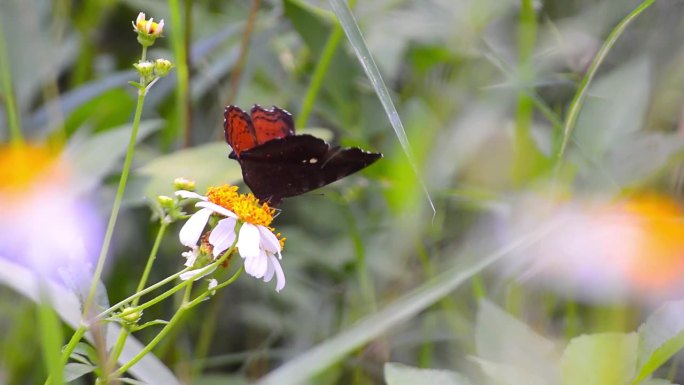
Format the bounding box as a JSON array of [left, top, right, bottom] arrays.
[[2, 0, 684, 384]]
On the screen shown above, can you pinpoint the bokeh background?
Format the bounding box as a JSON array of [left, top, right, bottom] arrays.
[[2, 0, 684, 384]]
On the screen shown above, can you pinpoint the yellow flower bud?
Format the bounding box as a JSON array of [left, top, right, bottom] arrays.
[[173, 177, 196, 192], [154, 58, 174, 77]]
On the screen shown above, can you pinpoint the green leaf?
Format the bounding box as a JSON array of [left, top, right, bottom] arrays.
[[64, 362, 95, 381], [470, 358, 547, 385], [0, 259, 181, 385], [283, 0, 335, 53], [384, 362, 470, 385], [561, 333, 638, 385], [68, 342, 96, 365], [65, 120, 163, 195], [475, 299, 559, 384], [634, 300, 684, 384], [253, 220, 557, 385], [135, 142, 243, 200]]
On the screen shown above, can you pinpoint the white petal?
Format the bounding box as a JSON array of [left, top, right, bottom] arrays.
[[258, 225, 281, 254], [263, 257, 275, 282], [208, 278, 218, 290], [175, 190, 207, 200], [208, 217, 237, 257], [182, 247, 198, 267], [179, 208, 212, 247], [196, 201, 237, 218], [247, 253, 267, 279], [179, 265, 216, 281], [237, 224, 261, 259], [244, 256, 259, 277], [269, 254, 286, 292]]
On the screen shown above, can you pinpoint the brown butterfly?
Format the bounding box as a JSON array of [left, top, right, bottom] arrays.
[[224, 105, 382, 205]]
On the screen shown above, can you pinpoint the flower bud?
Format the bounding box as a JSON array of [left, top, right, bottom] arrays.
[[157, 195, 174, 210], [133, 12, 164, 47], [173, 177, 196, 192], [154, 58, 174, 77], [133, 61, 154, 78], [119, 307, 142, 324]]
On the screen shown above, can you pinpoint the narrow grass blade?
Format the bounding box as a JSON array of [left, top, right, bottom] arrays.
[[328, 0, 435, 217], [254, 220, 561, 385], [556, 0, 655, 162]]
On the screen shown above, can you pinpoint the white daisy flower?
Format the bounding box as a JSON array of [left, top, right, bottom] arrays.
[[174, 186, 286, 292]]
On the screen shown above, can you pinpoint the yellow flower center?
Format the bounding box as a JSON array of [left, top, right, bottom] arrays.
[[0, 144, 62, 195], [206, 185, 275, 227], [136, 19, 161, 35]]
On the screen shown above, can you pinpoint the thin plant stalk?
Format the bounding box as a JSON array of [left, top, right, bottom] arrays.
[[295, 12, 347, 128], [168, 0, 190, 147], [83, 86, 147, 318], [224, 0, 261, 106], [328, 0, 435, 216], [0, 22, 23, 146], [111, 266, 244, 379], [556, 0, 656, 162], [107, 223, 169, 368], [38, 291, 66, 385]]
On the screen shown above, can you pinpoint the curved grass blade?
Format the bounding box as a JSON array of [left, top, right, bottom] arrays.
[[556, 0, 655, 162], [254, 220, 562, 385], [328, 0, 435, 217]]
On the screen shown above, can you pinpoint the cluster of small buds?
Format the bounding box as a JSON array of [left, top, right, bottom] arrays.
[[133, 58, 174, 82], [154, 178, 198, 224], [131, 12, 174, 91]]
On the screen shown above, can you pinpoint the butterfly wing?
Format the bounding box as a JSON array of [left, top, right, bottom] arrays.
[[250, 105, 295, 145], [237, 134, 382, 204], [224, 105, 258, 158]]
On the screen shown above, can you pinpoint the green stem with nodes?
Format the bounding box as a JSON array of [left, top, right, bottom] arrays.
[[111, 266, 244, 379], [83, 89, 146, 317], [0, 22, 23, 145], [83, 43, 151, 319], [96, 267, 190, 320], [107, 223, 169, 370], [56, 255, 190, 380], [104, 221, 241, 380]]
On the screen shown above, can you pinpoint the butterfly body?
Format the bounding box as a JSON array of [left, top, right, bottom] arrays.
[[224, 105, 382, 204]]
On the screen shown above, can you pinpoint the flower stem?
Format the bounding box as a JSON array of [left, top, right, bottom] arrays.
[[0, 22, 23, 146], [107, 223, 168, 368], [109, 237, 241, 379], [135, 223, 168, 306], [38, 291, 66, 385], [83, 89, 147, 318], [296, 12, 345, 129], [168, 0, 190, 147], [110, 285, 193, 379], [96, 267, 191, 320], [109, 266, 241, 379], [187, 266, 243, 308]]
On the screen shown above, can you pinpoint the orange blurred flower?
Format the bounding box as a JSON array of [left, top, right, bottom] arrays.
[[501, 193, 684, 303], [0, 144, 102, 287]]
